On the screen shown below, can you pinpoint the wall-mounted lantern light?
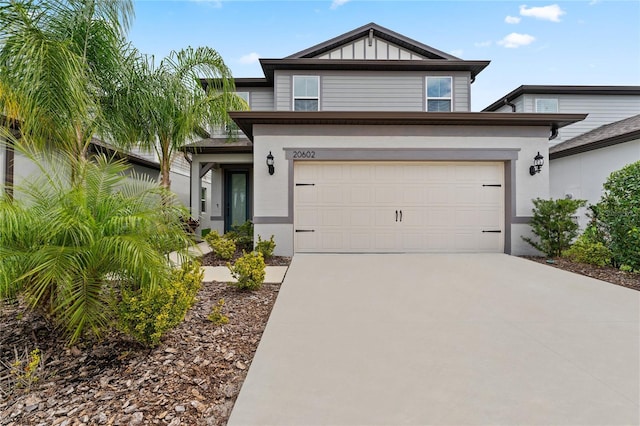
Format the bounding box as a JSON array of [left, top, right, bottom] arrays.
[[266, 151, 275, 175], [529, 151, 544, 176]]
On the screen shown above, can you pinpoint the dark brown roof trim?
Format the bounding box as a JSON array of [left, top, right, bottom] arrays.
[[260, 59, 490, 82], [89, 140, 161, 171], [229, 111, 587, 141], [183, 138, 253, 154], [200, 78, 272, 90], [483, 85, 640, 111]]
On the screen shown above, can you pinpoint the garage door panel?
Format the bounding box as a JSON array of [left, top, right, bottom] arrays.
[[294, 161, 504, 253]]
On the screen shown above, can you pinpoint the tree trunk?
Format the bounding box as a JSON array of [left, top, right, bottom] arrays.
[[160, 140, 171, 190]]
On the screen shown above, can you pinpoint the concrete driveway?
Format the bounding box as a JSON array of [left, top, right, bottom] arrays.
[[228, 254, 640, 425]]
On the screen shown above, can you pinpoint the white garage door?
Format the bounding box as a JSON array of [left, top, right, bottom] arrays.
[[294, 161, 504, 253]]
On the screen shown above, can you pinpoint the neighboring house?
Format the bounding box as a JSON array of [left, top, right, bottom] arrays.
[[186, 23, 585, 257], [549, 114, 640, 228], [483, 85, 640, 145], [0, 134, 199, 209]]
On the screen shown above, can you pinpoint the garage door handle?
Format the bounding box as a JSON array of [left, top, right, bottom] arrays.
[[399, 210, 403, 222], [395, 210, 398, 222], [295, 229, 315, 233], [482, 230, 502, 233]]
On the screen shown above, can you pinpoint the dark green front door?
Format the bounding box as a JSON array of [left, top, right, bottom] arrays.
[[224, 170, 249, 232]]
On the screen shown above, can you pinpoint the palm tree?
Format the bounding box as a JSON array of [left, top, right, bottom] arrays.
[[0, 150, 191, 344], [0, 0, 133, 179], [103, 46, 249, 190]]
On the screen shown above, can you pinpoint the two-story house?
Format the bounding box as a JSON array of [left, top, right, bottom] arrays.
[[186, 23, 585, 257]]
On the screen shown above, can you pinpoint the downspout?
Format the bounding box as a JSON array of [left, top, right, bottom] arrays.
[[503, 98, 516, 112]]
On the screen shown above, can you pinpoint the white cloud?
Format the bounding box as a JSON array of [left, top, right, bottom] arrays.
[[589, 0, 601, 5], [450, 49, 464, 58], [330, 0, 350, 9], [497, 33, 536, 48], [519, 4, 566, 22], [505, 15, 521, 24], [239, 52, 260, 64], [474, 40, 493, 48]]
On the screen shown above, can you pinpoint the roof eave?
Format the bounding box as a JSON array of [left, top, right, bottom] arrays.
[[229, 111, 587, 142], [550, 129, 640, 160]]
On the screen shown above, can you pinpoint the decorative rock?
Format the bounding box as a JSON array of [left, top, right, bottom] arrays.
[[190, 400, 207, 413], [168, 418, 181, 426], [235, 361, 246, 370], [174, 405, 186, 413]]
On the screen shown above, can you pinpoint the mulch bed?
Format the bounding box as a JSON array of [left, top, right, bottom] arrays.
[[522, 256, 640, 292], [0, 279, 281, 425], [201, 250, 291, 267]]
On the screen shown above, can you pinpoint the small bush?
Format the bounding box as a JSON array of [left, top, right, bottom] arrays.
[[210, 237, 236, 260], [255, 235, 276, 259], [5, 348, 42, 393], [563, 236, 612, 267], [522, 197, 587, 257], [226, 221, 253, 251], [208, 299, 229, 325], [204, 230, 222, 247], [201, 228, 212, 238], [228, 251, 265, 290], [118, 261, 203, 347]]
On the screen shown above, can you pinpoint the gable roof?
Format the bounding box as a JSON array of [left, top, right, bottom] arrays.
[[286, 22, 460, 60], [483, 85, 640, 112], [550, 113, 640, 160]]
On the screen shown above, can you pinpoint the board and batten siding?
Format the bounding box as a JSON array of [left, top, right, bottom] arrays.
[[274, 70, 471, 112], [316, 36, 426, 61]]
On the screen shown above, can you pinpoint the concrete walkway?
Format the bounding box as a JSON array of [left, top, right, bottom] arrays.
[[228, 254, 640, 425]]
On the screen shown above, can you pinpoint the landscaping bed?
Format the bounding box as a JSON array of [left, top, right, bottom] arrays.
[[201, 250, 291, 267], [522, 256, 640, 292], [0, 279, 281, 425]]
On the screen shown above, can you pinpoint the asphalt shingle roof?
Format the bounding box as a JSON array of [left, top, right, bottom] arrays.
[[550, 114, 640, 159]]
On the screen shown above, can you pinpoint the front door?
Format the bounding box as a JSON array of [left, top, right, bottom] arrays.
[[224, 170, 250, 232]]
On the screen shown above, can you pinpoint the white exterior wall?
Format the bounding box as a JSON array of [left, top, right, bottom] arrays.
[[550, 139, 640, 228], [252, 124, 550, 256]]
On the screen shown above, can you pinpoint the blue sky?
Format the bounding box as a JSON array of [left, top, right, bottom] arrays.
[[129, 0, 640, 111]]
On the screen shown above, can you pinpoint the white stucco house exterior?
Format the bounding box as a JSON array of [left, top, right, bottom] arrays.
[[549, 114, 640, 228], [185, 23, 585, 257]]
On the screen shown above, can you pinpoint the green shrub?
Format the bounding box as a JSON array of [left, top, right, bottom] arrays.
[[225, 221, 253, 251], [597, 161, 640, 271], [522, 197, 587, 257], [255, 235, 276, 259], [201, 228, 212, 238], [563, 235, 612, 267], [204, 230, 222, 247], [118, 261, 203, 347], [210, 237, 236, 260], [208, 299, 229, 325], [228, 251, 265, 290]]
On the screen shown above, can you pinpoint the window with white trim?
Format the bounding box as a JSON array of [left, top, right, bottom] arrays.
[[200, 187, 207, 213], [426, 77, 452, 112], [293, 76, 319, 111], [225, 92, 250, 134], [535, 98, 558, 113], [236, 91, 250, 106]]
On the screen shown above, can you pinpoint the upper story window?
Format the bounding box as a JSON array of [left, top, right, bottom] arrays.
[[236, 91, 250, 107], [293, 76, 319, 111], [426, 77, 452, 112], [535, 98, 558, 113]]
